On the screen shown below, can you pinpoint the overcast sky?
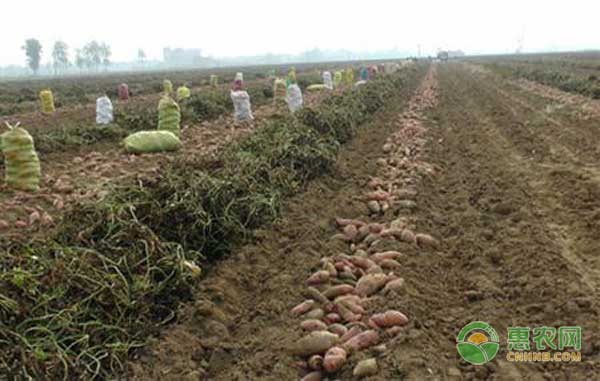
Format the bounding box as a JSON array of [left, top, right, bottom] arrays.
[[1, 0, 598, 65]]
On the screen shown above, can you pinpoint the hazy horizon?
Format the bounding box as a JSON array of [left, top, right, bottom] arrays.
[[2, 0, 598, 66]]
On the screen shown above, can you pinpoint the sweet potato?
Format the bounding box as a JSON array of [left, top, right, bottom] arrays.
[[335, 294, 362, 304], [379, 259, 402, 269], [355, 273, 389, 297], [324, 285, 355, 299], [371, 251, 403, 263], [301, 319, 328, 332], [363, 233, 380, 246], [343, 224, 358, 241], [335, 218, 365, 227], [305, 287, 330, 306], [416, 233, 439, 249], [308, 355, 324, 371], [335, 296, 364, 315], [292, 300, 316, 316], [301, 371, 323, 381], [323, 262, 338, 277], [14, 220, 28, 228], [306, 271, 330, 285], [305, 308, 325, 320], [368, 223, 385, 234], [390, 218, 408, 230], [381, 201, 390, 212], [340, 326, 362, 343], [331, 233, 349, 242], [357, 225, 370, 241], [328, 324, 348, 337], [353, 358, 378, 377], [343, 330, 380, 351], [367, 201, 381, 214], [383, 278, 405, 294], [386, 326, 403, 337], [366, 265, 383, 274], [348, 256, 376, 271], [400, 229, 417, 244], [323, 346, 347, 373], [293, 331, 339, 356], [379, 228, 404, 238], [335, 302, 361, 322], [367, 178, 384, 189], [335, 218, 351, 227], [366, 191, 390, 201], [324, 313, 341, 325], [368, 310, 409, 329]]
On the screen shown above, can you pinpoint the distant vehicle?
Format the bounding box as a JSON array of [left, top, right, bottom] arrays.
[[437, 51, 449, 61]]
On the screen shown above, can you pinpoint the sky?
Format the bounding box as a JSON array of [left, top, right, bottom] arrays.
[[1, 0, 598, 66]]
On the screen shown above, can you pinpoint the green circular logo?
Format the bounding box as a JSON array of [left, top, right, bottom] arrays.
[[456, 321, 499, 365]]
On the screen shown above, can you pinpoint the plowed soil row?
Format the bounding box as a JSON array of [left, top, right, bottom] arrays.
[[396, 62, 600, 380]]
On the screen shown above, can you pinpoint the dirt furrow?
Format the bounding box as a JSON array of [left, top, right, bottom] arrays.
[[452, 63, 600, 302], [394, 62, 600, 380]]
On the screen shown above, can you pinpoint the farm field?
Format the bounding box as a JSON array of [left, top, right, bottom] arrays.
[[2, 54, 600, 380], [472, 51, 600, 100], [124, 60, 600, 380]]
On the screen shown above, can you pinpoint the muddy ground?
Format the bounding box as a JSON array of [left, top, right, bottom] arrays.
[[125, 62, 600, 380]]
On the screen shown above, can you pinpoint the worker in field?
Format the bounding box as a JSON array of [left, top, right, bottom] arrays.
[[232, 78, 243, 91], [368, 65, 378, 79], [360, 67, 369, 81]]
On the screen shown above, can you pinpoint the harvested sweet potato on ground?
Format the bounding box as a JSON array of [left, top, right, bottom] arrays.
[[324, 285, 355, 299], [306, 271, 330, 285], [301, 370, 323, 381], [343, 330, 380, 351], [355, 273, 389, 297], [293, 331, 339, 356], [308, 355, 324, 371], [383, 278, 405, 293], [292, 300, 316, 316], [369, 310, 409, 329], [323, 346, 347, 373], [328, 324, 348, 337], [301, 320, 328, 332], [353, 358, 378, 377], [416, 233, 439, 248]]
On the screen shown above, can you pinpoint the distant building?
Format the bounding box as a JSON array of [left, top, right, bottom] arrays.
[[163, 47, 203, 66], [437, 50, 465, 61], [448, 50, 466, 58]]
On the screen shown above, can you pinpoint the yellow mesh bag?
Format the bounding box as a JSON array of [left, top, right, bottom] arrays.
[[1, 123, 41, 191], [177, 86, 191, 101], [39, 90, 55, 114], [210, 75, 219, 88], [163, 79, 173, 95], [157, 96, 181, 137]]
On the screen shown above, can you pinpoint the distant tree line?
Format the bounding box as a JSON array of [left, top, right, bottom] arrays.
[[21, 38, 126, 75]]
